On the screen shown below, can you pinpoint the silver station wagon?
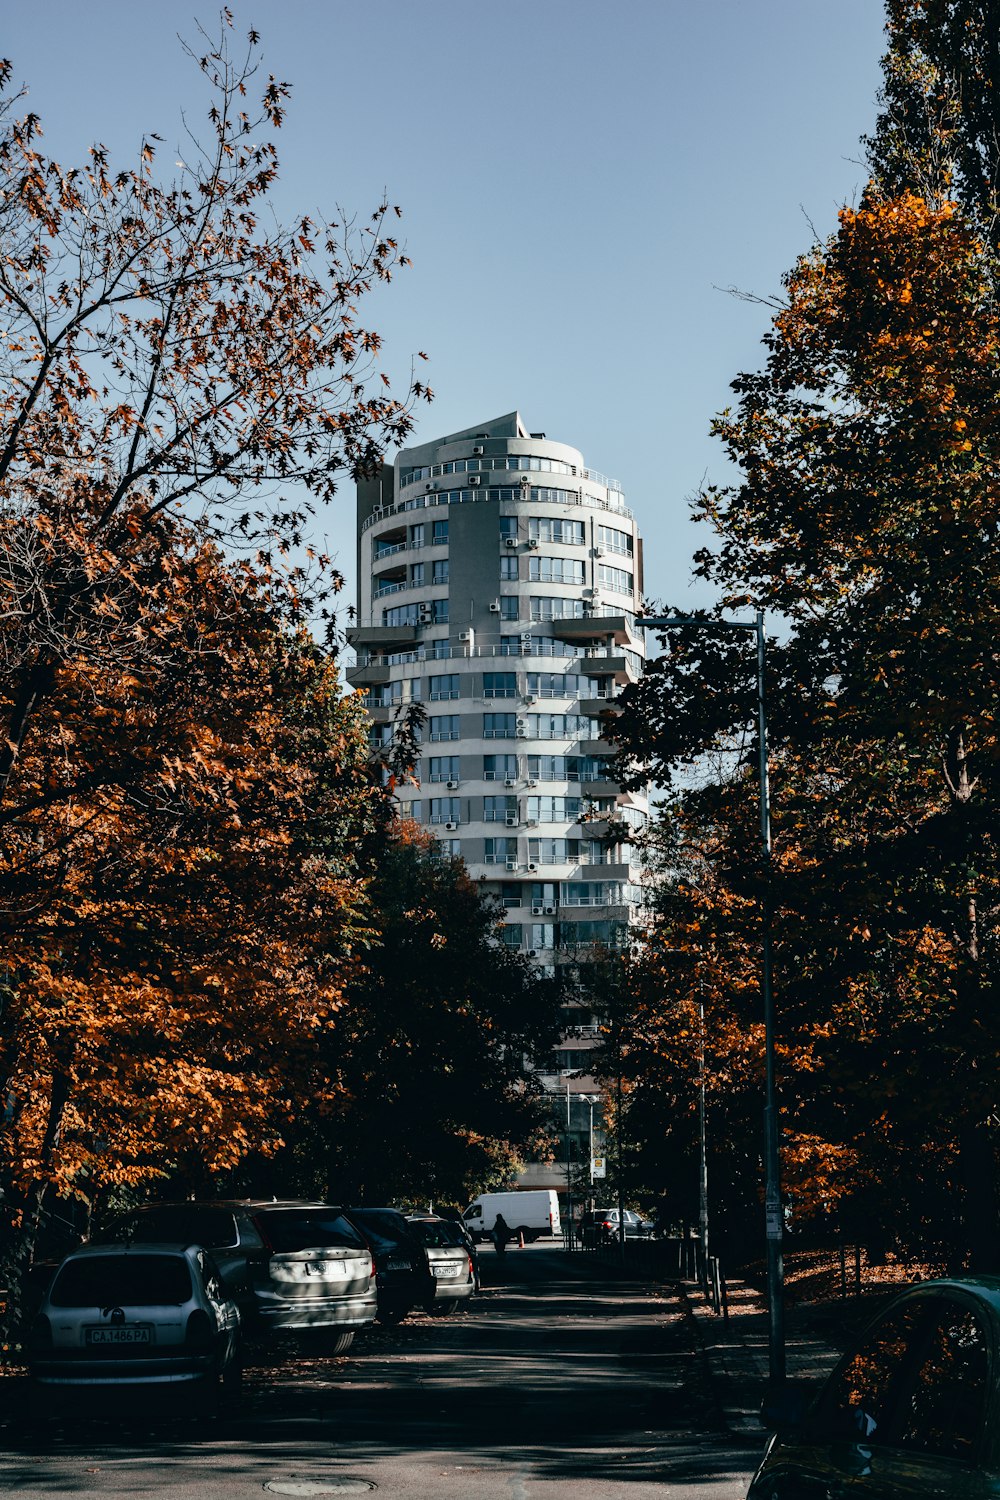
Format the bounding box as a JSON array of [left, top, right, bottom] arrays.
[[27, 1243, 241, 1400]]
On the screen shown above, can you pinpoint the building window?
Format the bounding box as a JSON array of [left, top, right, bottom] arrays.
[[529, 556, 586, 584], [429, 673, 460, 700], [430, 797, 461, 824], [527, 672, 583, 699], [409, 523, 425, 548], [523, 713, 598, 739], [483, 672, 517, 699], [529, 922, 555, 950], [398, 798, 423, 820], [501, 924, 523, 949], [485, 838, 515, 865], [500, 880, 522, 906], [527, 795, 584, 821], [437, 838, 462, 857], [500, 597, 519, 621], [409, 562, 425, 587], [484, 754, 518, 780], [483, 713, 516, 739], [432, 519, 449, 544], [598, 564, 634, 595], [598, 524, 633, 556], [428, 715, 460, 741], [484, 795, 517, 823], [499, 515, 518, 541], [432, 559, 449, 584], [432, 598, 449, 623], [428, 755, 460, 782], [383, 604, 419, 626], [530, 597, 585, 621], [529, 838, 582, 863], [530, 517, 585, 545], [500, 555, 519, 581]]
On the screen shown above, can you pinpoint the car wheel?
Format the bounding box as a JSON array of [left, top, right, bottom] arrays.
[[376, 1304, 410, 1327], [321, 1329, 355, 1355], [427, 1301, 457, 1317]]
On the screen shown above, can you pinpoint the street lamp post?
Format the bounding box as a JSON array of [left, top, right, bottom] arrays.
[[638, 609, 785, 1383]]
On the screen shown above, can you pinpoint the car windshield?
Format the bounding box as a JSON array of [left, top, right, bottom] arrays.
[[347, 1210, 411, 1253], [104, 1206, 239, 1249], [408, 1219, 456, 1248], [255, 1209, 365, 1253], [51, 1254, 192, 1307]]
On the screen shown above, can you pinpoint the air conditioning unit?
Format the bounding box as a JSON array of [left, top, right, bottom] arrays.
[[504, 537, 517, 548], [446, 780, 459, 790], [544, 905, 557, 916], [505, 813, 518, 827], [526, 538, 539, 549], [473, 445, 484, 456], [418, 605, 432, 623], [526, 778, 538, 788], [593, 547, 604, 558], [459, 630, 473, 642], [515, 728, 528, 738], [520, 632, 533, 643], [469, 475, 482, 487], [527, 863, 539, 873], [425, 482, 435, 492], [583, 588, 596, 597], [532, 904, 544, 916], [505, 857, 518, 872], [519, 474, 530, 486], [489, 601, 501, 614], [523, 694, 535, 705], [445, 821, 459, 831], [504, 777, 517, 788], [525, 818, 538, 827]]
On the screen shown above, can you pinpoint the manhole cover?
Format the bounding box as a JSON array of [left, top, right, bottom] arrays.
[[265, 1483, 377, 1496]]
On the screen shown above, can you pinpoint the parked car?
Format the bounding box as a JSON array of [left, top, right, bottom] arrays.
[[439, 1215, 482, 1292], [344, 1207, 427, 1325], [26, 1243, 241, 1405], [578, 1208, 652, 1245], [405, 1215, 477, 1315], [749, 1276, 1000, 1499], [95, 1200, 376, 1352]]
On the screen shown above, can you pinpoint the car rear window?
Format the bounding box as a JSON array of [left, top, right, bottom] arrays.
[[347, 1210, 411, 1253], [255, 1209, 365, 1253], [108, 1206, 239, 1249], [51, 1254, 192, 1307], [407, 1219, 455, 1248]]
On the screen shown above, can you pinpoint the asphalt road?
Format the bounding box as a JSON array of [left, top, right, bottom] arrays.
[[0, 1245, 764, 1499]]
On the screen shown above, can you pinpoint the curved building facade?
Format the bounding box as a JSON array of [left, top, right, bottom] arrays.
[[347, 411, 649, 986]]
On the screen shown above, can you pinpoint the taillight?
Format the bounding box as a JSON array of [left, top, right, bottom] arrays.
[[467, 1256, 473, 1276], [185, 1309, 213, 1351], [28, 1313, 52, 1351]]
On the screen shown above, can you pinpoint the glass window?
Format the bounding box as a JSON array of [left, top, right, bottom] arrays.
[[598, 524, 633, 555], [485, 838, 515, 865], [430, 797, 461, 824], [895, 1303, 990, 1461], [437, 838, 462, 857], [484, 795, 516, 822], [254, 1209, 365, 1253], [817, 1300, 927, 1443], [527, 673, 583, 699], [484, 672, 517, 699], [52, 1254, 193, 1307], [530, 517, 585, 545], [429, 673, 460, 700], [499, 515, 518, 540], [598, 564, 634, 595], [409, 523, 425, 548], [432, 598, 449, 623], [384, 604, 419, 626], [428, 755, 460, 782], [499, 880, 522, 906], [398, 798, 423, 820], [432, 519, 449, 544], [500, 555, 519, 581], [529, 923, 555, 950], [428, 715, 460, 741], [484, 754, 518, 780], [529, 557, 586, 584], [530, 598, 585, 621], [501, 924, 523, 949], [484, 713, 516, 739], [527, 795, 584, 821], [500, 596, 520, 621], [432, 559, 449, 584], [409, 562, 425, 586]]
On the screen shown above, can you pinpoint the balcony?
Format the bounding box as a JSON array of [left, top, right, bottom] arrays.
[[348, 623, 420, 650]]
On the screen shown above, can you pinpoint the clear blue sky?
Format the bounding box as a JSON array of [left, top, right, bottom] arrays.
[[5, 1, 887, 616]]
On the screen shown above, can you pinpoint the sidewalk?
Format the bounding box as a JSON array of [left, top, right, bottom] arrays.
[[681, 1276, 843, 1434]]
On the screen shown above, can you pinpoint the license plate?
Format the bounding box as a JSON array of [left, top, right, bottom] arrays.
[[385, 1259, 409, 1271], [85, 1326, 152, 1345], [432, 1265, 463, 1278]]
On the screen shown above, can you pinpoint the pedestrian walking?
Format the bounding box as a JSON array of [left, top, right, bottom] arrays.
[[493, 1212, 509, 1255]]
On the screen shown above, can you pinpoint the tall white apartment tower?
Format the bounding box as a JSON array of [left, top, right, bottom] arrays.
[[347, 412, 649, 990]]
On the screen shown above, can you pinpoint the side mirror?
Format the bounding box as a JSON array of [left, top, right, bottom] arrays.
[[760, 1379, 816, 1432]]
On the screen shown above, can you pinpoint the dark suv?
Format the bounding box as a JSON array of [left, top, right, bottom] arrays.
[[345, 1207, 427, 1325], [96, 1200, 376, 1353]]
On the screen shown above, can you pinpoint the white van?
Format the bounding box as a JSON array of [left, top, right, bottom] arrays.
[[462, 1190, 561, 1243]]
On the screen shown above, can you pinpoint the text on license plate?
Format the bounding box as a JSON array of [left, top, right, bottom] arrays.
[[432, 1265, 463, 1278], [85, 1326, 152, 1345], [385, 1259, 409, 1271]]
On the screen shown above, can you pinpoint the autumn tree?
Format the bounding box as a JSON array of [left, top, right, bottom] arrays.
[[616, 171, 1000, 1264]]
